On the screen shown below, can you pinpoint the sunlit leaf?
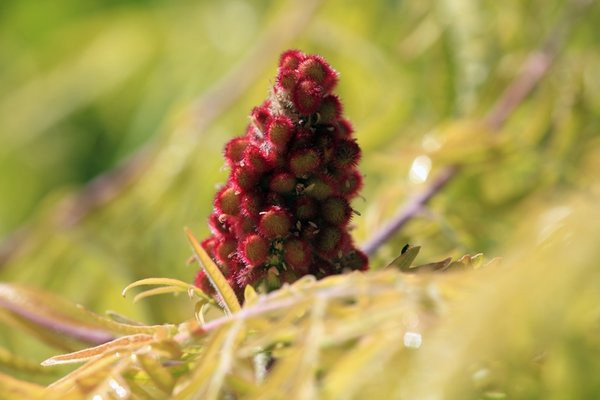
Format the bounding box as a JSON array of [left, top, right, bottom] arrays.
[[185, 227, 242, 315], [42, 334, 153, 366], [386, 245, 421, 271], [76, 304, 177, 336], [122, 278, 212, 303]]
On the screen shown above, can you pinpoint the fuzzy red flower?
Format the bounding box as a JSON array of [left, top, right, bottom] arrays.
[[197, 50, 368, 300]]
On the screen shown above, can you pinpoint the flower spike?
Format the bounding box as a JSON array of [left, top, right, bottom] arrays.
[[196, 50, 368, 299]]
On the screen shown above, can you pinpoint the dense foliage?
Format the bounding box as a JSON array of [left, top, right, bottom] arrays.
[[0, 0, 599, 399]]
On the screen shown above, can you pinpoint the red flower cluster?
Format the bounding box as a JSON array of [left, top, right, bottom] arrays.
[[196, 50, 368, 299]]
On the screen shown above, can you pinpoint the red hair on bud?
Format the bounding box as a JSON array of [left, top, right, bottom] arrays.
[[294, 195, 317, 220], [216, 237, 237, 266], [283, 239, 312, 274], [258, 206, 293, 239], [279, 49, 305, 70], [276, 69, 299, 94], [234, 214, 258, 237], [201, 236, 218, 259], [321, 196, 352, 225], [316, 225, 345, 256], [315, 133, 335, 164], [243, 145, 272, 174], [332, 139, 361, 169], [339, 169, 363, 198], [215, 186, 240, 216], [194, 270, 214, 295], [241, 234, 268, 267], [240, 192, 262, 217], [292, 79, 323, 115], [209, 212, 233, 235], [334, 118, 354, 139], [235, 265, 266, 289], [251, 105, 272, 133], [341, 249, 369, 271], [269, 172, 296, 194], [318, 95, 343, 124], [289, 148, 321, 177], [267, 115, 294, 150], [265, 192, 285, 207], [297, 55, 338, 92], [292, 127, 315, 149], [304, 174, 337, 200], [232, 166, 260, 191], [224, 137, 249, 167]]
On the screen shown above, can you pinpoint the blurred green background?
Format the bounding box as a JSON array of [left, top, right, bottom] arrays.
[[1, 0, 599, 376]]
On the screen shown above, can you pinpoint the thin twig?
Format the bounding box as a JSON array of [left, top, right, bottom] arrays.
[[362, 0, 588, 256], [0, 298, 114, 345], [362, 166, 459, 256]]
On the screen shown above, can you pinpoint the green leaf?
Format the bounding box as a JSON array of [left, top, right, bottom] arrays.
[[244, 285, 259, 306], [185, 227, 242, 315], [41, 334, 154, 366], [0, 345, 47, 374], [122, 277, 212, 303], [132, 286, 188, 303], [386, 245, 421, 271], [409, 257, 452, 273], [0, 370, 45, 399], [76, 304, 177, 336], [136, 352, 175, 394]]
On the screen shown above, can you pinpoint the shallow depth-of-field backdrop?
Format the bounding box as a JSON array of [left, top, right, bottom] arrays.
[[1, 0, 600, 398]]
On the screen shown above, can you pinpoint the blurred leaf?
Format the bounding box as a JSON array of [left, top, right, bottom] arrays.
[[122, 277, 213, 304], [0, 345, 47, 375], [41, 334, 153, 366], [0, 370, 45, 400], [244, 285, 259, 306], [0, 283, 113, 347], [75, 304, 177, 336], [136, 352, 175, 394], [386, 245, 421, 271]]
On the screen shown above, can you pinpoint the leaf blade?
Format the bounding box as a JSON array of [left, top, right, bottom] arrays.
[[185, 227, 241, 315]]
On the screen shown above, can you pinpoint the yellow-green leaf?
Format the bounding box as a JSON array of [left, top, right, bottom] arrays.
[[0, 370, 45, 399], [42, 334, 153, 366], [185, 227, 241, 315], [386, 245, 421, 271], [122, 278, 212, 303], [136, 352, 175, 394]]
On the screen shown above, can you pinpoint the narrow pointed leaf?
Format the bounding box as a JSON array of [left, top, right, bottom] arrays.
[[185, 227, 241, 315], [42, 334, 153, 366], [122, 278, 212, 302], [76, 304, 177, 336], [386, 245, 421, 271]]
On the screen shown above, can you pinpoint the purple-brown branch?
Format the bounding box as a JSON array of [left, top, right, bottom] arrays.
[[362, 165, 459, 256], [0, 298, 114, 346]]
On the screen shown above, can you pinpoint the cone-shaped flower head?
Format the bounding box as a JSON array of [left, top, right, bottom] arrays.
[[196, 50, 368, 300]]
